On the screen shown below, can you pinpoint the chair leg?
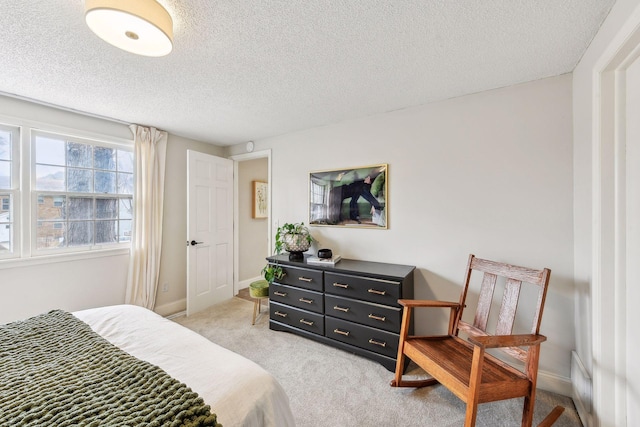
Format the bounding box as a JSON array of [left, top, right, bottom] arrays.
[[522, 394, 535, 427], [523, 345, 544, 427], [391, 346, 406, 387], [464, 402, 479, 427], [463, 344, 485, 427]]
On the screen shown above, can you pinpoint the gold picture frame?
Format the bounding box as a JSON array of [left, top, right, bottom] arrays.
[[309, 164, 387, 228], [252, 181, 268, 219]]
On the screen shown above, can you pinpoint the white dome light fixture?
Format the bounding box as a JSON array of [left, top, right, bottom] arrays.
[[85, 0, 173, 57]]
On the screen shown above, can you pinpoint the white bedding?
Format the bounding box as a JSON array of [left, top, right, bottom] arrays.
[[73, 304, 295, 427]]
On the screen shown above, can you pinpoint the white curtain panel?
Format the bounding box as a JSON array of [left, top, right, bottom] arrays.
[[125, 124, 168, 309]]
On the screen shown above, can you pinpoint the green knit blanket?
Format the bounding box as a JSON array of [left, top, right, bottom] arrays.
[[0, 310, 220, 427]]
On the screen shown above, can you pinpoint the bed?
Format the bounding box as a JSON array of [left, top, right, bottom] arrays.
[[1, 304, 295, 427]]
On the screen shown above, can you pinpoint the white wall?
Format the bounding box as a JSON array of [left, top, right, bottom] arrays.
[[0, 253, 129, 323], [238, 158, 268, 284], [228, 74, 575, 392]]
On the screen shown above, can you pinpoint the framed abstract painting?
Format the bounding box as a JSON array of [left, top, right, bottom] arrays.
[[252, 181, 268, 219]]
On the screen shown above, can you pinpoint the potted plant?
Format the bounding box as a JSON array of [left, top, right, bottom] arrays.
[[276, 222, 313, 260], [261, 262, 284, 284], [262, 222, 314, 283]]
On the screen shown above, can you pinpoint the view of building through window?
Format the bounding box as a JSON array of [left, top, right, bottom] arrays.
[[0, 127, 14, 255], [34, 133, 133, 250]]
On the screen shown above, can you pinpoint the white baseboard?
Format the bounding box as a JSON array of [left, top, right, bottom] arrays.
[[157, 276, 263, 317], [537, 369, 573, 397], [154, 298, 186, 317], [571, 350, 593, 427]]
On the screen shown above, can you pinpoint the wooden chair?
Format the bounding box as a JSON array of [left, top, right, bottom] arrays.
[[391, 254, 564, 427]]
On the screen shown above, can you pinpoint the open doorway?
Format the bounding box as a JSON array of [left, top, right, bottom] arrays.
[[230, 150, 271, 296]]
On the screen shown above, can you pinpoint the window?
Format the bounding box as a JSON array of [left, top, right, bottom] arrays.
[[0, 121, 133, 262], [0, 124, 19, 258], [33, 131, 133, 253]]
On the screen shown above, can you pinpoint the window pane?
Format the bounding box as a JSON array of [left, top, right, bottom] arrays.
[[96, 220, 117, 244], [96, 198, 117, 219], [68, 168, 93, 192], [0, 131, 10, 161], [1, 194, 9, 214], [68, 197, 93, 220], [0, 223, 11, 253], [37, 221, 65, 249], [0, 193, 10, 253], [119, 198, 133, 220], [95, 171, 116, 193], [67, 142, 92, 168], [37, 195, 65, 220], [36, 165, 65, 191], [0, 161, 9, 189], [118, 150, 133, 173], [118, 172, 133, 194], [36, 136, 65, 166], [94, 147, 116, 170], [119, 219, 132, 242], [68, 221, 93, 246]]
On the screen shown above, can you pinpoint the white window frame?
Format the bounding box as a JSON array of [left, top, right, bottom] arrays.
[[0, 123, 21, 260], [31, 129, 134, 256], [0, 116, 133, 268]]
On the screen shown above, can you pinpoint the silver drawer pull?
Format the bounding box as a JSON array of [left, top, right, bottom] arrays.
[[333, 282, 349, 289], [368, 338, 387, 348], [274, 311, 288, 318], [333, 305, 350, 313], [273, 291, 287, 297], [368, 288, 386, 296], [298, 277, 313, 282], [368, 314, 386, 322], [299, 319, 314, 326], [333, 328, 350, 337], [299, 297, 314, 304]]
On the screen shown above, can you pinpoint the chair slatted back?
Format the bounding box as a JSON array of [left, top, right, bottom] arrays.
[[455, 255, 551, 363]]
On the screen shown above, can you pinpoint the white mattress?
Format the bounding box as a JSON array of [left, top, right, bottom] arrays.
[[73, 304, 295, 427]]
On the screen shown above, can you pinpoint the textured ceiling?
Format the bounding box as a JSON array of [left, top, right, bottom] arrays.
[[0, 0, 615, 146]]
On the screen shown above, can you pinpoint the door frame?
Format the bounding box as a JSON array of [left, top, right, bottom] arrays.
[[591, 12, 640, 427], [230, 149, 272, 296]]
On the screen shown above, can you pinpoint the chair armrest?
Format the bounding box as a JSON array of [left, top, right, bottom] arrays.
[[467, 334, 547, 349], [398, 299, 460, 308]]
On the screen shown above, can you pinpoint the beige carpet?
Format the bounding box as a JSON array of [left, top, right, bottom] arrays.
[[174, 297, 582, 427]]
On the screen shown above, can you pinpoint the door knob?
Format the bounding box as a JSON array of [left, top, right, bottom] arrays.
[[189, 240, 203, 246]]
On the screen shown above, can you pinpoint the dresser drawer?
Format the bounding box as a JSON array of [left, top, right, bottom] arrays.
[[325, 272, 401, 306], [270, 283, 323, 314], [325, 294, 401, 333], [270, 301, 324, 335], [276, 265, 323, 292], [325, 317, 399, 359]]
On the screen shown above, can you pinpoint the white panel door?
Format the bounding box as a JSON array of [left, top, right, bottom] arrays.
[[187, 150, 233, 316]]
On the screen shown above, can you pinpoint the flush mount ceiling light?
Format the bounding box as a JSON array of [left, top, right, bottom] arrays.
[[85, 0, 173, 57]]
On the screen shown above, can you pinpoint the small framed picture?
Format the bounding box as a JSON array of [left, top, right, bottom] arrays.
[[309, 164, 387, 228], [252, 181, 268, 219]]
